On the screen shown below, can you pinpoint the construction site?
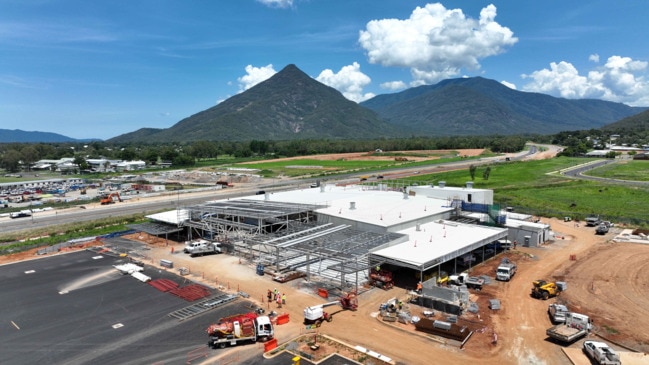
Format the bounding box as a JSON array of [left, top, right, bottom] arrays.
[[2, 176, 649, 365]]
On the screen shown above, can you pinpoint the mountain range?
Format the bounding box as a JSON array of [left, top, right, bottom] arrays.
[[0, 129, 82, 143], [3, 64, 647, 143], [108, 65, 647, 142]]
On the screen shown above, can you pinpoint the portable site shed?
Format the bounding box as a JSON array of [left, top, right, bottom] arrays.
[[504, 219, 551, 247]]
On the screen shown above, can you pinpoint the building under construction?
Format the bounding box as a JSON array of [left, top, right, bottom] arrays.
[[147, 183, 513, 291]]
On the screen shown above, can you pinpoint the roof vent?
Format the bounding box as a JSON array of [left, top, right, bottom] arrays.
[[439, 181, 446, 188], [349, 201, 356, 210], [466, 181, 473, 189]]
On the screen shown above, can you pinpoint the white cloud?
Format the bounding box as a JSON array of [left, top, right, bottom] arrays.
[[380, 80, 407, 91], [257, 0, 293, 9], [501, 80, 516, 90], [358, 3, 517, 86], [589, 54, 599, 63], [521, 56, 649, 106], [316, 62, 375, 102], [237, 64, 277, 92]]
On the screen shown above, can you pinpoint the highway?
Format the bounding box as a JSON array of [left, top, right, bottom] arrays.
[[0, 144, 553, 236]]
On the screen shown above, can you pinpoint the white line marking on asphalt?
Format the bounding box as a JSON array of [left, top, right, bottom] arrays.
[[11, 321, 20, 330]]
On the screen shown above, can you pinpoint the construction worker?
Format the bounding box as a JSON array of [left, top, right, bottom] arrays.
[[267, 289, 272, 303], [416, 281, 423, 293], [282, 293, 286, 305]]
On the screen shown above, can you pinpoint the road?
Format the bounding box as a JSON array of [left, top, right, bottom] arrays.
[[0, 144, 556, 236]]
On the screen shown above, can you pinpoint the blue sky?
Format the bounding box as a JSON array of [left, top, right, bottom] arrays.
[[1, 0, 648, 140]]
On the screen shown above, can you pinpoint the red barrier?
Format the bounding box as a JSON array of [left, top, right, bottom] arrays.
[[276, 313, 290, 325], [264, 338, 278, 352], [317, 288, 328, 298]]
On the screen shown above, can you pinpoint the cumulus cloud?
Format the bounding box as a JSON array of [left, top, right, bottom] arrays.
[[589, 54, 599, 63], [257, 0, 293, 8], [522, 56, 649, 106], [380, 80, 408, 91], [237, 64, 277, 92], [501, 80, 516, 90], [316, 62, 375, 102], [358, 3, 517, 86]]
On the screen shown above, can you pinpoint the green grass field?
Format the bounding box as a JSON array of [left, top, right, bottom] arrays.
[[393, 157, 649, 226], [582, 160, 649, 181]]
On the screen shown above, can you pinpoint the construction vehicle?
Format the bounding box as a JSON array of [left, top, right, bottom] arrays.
[[184, 239, 222, 257], [369, 268, 394, 289], [207, 312, 274, 349], [448, 273, 484, 290], [495, 258, 517, 281], [303, 291, 358, 327], [531, 279, 562, 300], [100, 192, 122, 205], [546, 312, 592, 343], [547, 303, 569, 324], [583, 341, 621, 365]]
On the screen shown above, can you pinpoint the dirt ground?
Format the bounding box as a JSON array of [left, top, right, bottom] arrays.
[[117, 218, 647, 365], [240, 149, 486, 164]]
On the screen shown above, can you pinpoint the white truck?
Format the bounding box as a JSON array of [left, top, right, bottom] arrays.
[[207, 312, 274, 349], [495, 258, 517, 281], [10, 210, 32, 219], [184, 239, 222, 257], [546, 312, 592, 343], [449, 273, 484, 290], [583, 341, 621, 365], [547, 303, 569, 323]]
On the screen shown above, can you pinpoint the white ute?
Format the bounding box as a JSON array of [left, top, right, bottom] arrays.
[[583, 341, 621, 365]]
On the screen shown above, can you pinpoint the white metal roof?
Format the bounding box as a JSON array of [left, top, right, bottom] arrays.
[[370, 219, 507, 267], [245, 184, 453, 228], [146, 209, 188, 225]]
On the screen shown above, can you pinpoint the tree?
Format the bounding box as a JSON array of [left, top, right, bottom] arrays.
[[119, 147, 137, 161], [73, 155, 88, 171], [469, 164, 477, 180], [1, 149, 22, 172], [21, 145, 40, 171], [483, 166, 491, 180], [172, 154, 195, 167]]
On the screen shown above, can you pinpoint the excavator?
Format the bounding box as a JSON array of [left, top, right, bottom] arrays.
[[100, 192, 122, 205], [531, 279, 561, 300]]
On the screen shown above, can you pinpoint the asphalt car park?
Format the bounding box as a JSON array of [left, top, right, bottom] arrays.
[[0, 249, 257, 365], [0, 247, 351, 365]]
